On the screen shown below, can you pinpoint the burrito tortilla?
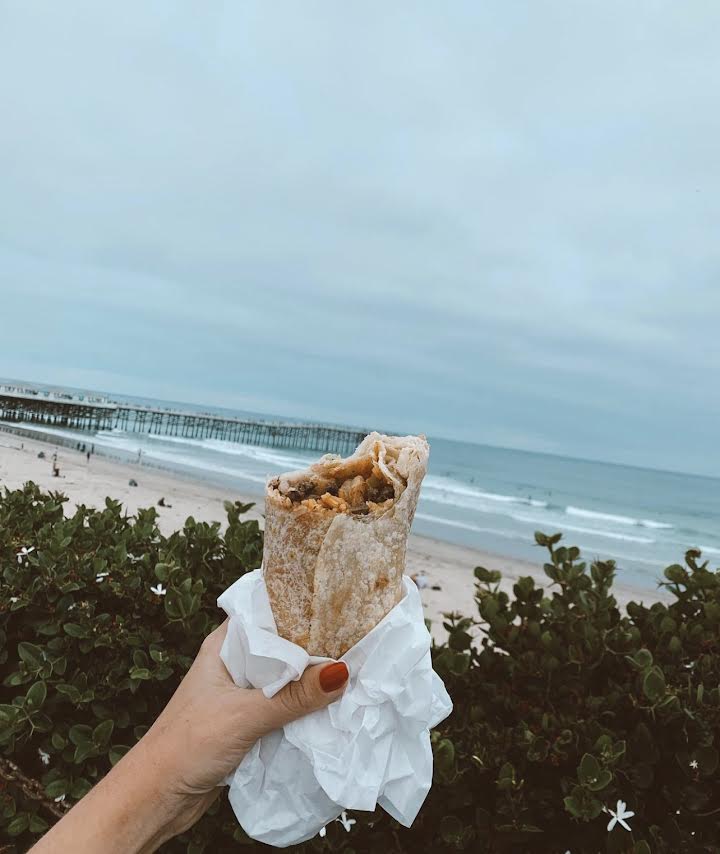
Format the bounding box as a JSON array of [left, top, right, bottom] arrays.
[[263, 432, 429, 659]]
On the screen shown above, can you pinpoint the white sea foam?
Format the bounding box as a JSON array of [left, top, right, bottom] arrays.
[[143, 433, 313, 470], [94, 432, 268, 484], [510, 512, 656, 544], [566, 505, 672, 530], [415, 512, 519, 539], [4, 423, 94, 442], [698, 544, 720, 556], [423, 475, 548, 509]]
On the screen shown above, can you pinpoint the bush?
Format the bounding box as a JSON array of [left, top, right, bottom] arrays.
[[1, 484, 719, 853]]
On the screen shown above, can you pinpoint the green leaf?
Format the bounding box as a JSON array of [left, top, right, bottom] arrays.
[[29, 814, 49, 833], [56, 683, 82, 703], [439, 815, 464, 844], [109, 744, 131, 766], [479, 596, 499, 620], [0, 703, 19, 722], [69, 724, 93, 746], [63, 623, 88, 638], [664, 564, 687, 583], [563, 784, 603, 820], [164, 593, 181, 620], [129, 667, 151, 681], [51, 732, 67, 750], [629, 648, 653, 669], [474, 566, 501, 584], [73, 743, 95, 764], [93, 719, 114, 745], [26, 681, 47, 709], [448, 629, 472, 652], [45, 779, 68, 799], [578, 753, 600, 784], [18, 642, 44, 668], [586, 769, 612, 791], [434, 738, 455, 773], [643, 667, 666, 703], [6, 813, 29, 836], [70, 778, 93, 799]]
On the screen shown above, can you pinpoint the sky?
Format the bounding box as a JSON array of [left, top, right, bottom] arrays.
[[1, 1, 719, 476]]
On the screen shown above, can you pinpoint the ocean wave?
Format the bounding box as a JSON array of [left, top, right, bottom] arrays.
[[414, 512, 520, 539], [566, 505, 672, 530], [4, 423, 93, 442], [142, 433, 313, 470], [423, 476, 548, 509], [511, 513, 656, 544], [698, 544, 720, 556], [95, 433, 268, 484]]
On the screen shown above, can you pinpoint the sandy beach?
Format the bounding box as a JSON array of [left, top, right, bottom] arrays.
[[0, 430, 669, 641]]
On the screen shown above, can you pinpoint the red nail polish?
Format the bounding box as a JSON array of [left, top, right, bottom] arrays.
[[319, 661, 349, 693]]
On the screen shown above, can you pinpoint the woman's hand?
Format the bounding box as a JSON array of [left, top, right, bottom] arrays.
[[31, 620, 349, 854]]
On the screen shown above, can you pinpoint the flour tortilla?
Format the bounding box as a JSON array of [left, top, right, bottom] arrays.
[[263, 432, 429, 659]]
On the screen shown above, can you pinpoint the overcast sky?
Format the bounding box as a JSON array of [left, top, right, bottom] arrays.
[[1, 1, 719, 475]]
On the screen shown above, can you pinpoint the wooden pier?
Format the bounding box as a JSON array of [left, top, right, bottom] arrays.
[[0, 387, 368, 456]]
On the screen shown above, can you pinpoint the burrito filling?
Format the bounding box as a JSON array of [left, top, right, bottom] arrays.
[[268, 441, 412, 515]]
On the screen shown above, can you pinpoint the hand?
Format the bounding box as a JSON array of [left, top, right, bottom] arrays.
[[31, 620, 349, 854]]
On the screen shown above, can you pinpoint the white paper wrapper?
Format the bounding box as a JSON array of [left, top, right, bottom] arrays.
[[218, 568, 453, 848]]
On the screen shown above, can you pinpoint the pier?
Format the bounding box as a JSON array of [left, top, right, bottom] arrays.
[[0, 386, 367, 456]]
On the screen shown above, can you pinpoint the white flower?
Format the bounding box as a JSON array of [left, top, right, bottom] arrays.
[[606, 800, 635, 832], [9, 597, 19, 604], [150, 583, 167, 596], [95, 572, 110, 583], [54, 794, 66, 803], [338, 811, 355, 832], [690, 759, 699, 769], [317, 811, 355, 838], [17, 546, 35, 563], [38, 748, 50, 766]]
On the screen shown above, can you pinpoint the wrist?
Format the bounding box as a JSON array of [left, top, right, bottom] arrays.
[[117, 735, 207, 850], [30, 737, 201, 854]]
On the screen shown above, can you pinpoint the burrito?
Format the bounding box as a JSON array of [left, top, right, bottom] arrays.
[[263, 432, 429, 659]]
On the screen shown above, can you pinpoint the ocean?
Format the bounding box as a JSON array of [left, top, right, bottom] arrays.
[[9, 396, 720, 594]]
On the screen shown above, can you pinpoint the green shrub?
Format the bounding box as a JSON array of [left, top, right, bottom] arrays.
[[1, 484, 719, 853]]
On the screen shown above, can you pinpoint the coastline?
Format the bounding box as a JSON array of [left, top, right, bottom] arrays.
[[0, 429, 670, 641]]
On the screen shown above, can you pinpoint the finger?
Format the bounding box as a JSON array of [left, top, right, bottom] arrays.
[[251, 661, 349, 734]]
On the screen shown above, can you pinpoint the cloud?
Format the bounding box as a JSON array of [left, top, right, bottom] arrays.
[[1, 1, 719, 474]]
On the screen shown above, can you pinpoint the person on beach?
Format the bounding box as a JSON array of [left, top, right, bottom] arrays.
[[30, 621, 349, 853]]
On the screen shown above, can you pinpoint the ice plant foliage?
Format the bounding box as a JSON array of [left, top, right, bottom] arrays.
[[0, 483, 718, 852]]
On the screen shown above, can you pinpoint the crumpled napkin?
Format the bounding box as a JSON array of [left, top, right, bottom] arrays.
[[217, 568, 453, 848]]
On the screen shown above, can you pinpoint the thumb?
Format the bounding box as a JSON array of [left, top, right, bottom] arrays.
[[255, 661, 349, 734]]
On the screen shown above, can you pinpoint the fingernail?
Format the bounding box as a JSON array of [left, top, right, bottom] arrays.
[[319, 661, 349, 693]]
